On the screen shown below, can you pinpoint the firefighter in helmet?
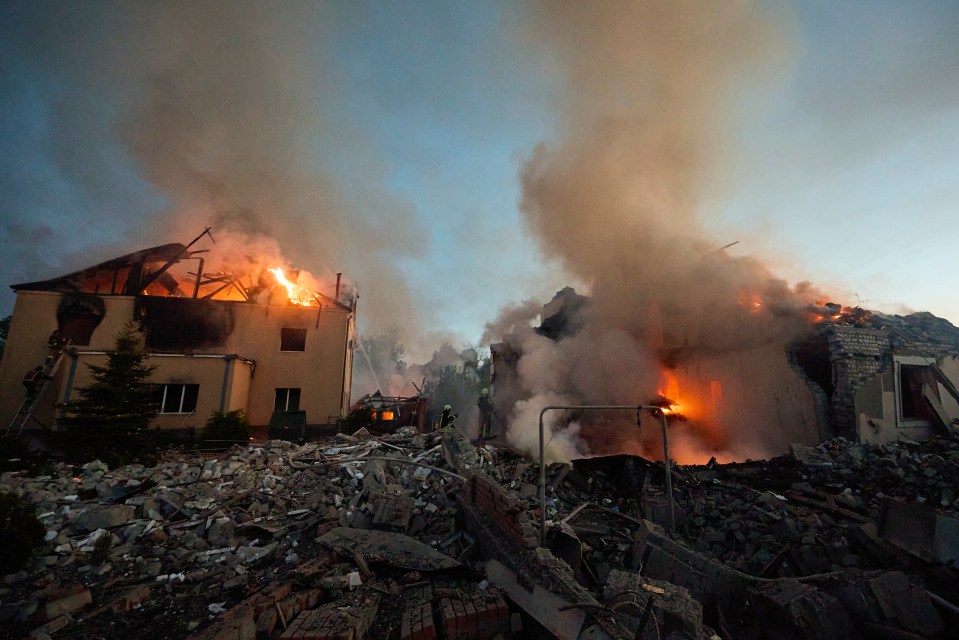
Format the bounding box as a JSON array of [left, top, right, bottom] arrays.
[[438, 404, 456, 431]]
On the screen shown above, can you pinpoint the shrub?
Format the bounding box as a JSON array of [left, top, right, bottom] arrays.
[[340, 405, 374, 432], [0, 492, 45, 574], [203, 409, 251, 442]]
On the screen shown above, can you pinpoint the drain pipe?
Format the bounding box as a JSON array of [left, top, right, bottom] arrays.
[[538, 404, 674, 546]]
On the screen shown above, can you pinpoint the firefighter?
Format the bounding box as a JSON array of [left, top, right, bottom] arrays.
[[477, 388, 493, 439], [22, 366, 44, 400], [438, 404, 456, 431]]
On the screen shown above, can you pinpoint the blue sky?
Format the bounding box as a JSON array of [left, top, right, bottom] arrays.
[[1, 1, 958, 352]]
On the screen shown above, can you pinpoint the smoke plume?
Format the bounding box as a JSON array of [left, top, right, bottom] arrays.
[[0, 1, 423, 336], [490, 1, 825, 463]]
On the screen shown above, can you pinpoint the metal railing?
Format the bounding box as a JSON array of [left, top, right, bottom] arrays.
[[538, 404, 674, 545]]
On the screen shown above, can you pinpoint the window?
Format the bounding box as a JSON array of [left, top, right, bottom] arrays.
[[280, 328, 307, 352], [899, 364, 938, 422], [157, 383, 199, 414], [274, 388, 301, 412]]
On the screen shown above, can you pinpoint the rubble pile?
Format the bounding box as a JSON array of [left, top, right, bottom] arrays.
[[513, 435, 959, 639], [2, 428, 959, 639], [0, 430, 512, 640]]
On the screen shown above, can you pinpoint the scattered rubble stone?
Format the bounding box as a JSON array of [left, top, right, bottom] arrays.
[[3, 430, 959, 639]]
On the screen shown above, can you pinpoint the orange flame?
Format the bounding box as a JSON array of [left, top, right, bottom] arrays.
[[269, 268, 318, 306], [656, 370, 686, 416]]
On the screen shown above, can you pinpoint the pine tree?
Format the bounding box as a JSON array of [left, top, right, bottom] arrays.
[[59, 322, 159, 437]]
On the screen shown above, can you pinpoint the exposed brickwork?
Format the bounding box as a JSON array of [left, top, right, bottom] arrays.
[[280, 591, 379, 640], [187, 582, 295, 640], [794, 324, 959, 439], [438, 591, 509, 639], [400, 602, 436, 640], [462, 473, 537, 548], [827, 327, 892, 438]]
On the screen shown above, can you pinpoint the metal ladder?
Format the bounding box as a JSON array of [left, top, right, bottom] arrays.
[[3, 342, 70, 438]]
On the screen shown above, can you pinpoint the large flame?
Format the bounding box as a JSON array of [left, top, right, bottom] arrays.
[[269, 267, 319, 306], [656, 369, 689, 417]]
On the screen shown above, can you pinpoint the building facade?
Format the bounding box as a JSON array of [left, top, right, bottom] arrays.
[[0, 242, 356, 436]]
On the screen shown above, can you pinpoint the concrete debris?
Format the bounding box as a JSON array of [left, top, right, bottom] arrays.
[[2, 430, 958, 639]]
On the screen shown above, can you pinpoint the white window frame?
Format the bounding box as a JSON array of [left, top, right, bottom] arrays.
[[159, 383, 199, 414]]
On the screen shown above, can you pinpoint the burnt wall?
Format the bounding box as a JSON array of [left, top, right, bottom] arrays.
[[799, 325, 959, 440], [136, 296, 236, 351], [825, 326, 891, 438], [789, 333, 835, 440]]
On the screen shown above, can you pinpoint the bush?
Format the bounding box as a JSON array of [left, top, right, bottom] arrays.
[[340, 405, 374, 432], [0, 492, 45, 574], [203, 410, 251, 442]]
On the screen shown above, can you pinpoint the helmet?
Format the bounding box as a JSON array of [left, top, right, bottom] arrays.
[[444, 404, 452, 410]]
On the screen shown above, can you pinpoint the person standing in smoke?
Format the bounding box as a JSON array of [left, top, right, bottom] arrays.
[[438, 404, 456, 431], [477, 388, 493, 440]]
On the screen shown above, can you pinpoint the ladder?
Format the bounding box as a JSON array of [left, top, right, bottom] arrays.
[[3, 341, 70, 438]]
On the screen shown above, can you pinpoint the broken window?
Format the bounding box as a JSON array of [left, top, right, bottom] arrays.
[[274, 388, 301, 412], [898, 364, 938, 422], [280, 328, 307, 352], [157, 383, 199, 414]]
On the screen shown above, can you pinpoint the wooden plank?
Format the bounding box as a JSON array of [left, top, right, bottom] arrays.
[[922, 383, 957, 434]]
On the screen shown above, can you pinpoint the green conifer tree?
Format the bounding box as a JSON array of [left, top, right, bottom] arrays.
[[59, 322, 159, 439]]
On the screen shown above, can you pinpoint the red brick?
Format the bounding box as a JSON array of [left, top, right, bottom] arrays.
[[256, 608, 277, 639], [440, 599, 456, 637], [45, 588, 92, 619], [109, 585, 151, 612], [420, 603, 436, 640], [400, 610, 413, 640], [466, 600, 479, 635]]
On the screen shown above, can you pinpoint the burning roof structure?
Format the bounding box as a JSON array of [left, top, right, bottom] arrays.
[[0, 230, 358, 438]]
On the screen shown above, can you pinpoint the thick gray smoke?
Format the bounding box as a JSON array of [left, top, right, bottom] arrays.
[[488, 2, 826, 464], [0, 1, 423, 335]]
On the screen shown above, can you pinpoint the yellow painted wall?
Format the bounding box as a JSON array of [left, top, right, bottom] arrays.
[[0, 290, 355, 430]]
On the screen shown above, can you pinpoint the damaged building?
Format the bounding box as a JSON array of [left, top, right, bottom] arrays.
[[492, 289, 959, 460], [791, 307, 959, 444], [0, 234, 357, 438]]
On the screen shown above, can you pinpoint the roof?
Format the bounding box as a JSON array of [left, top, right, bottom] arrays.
[[11, 243, 188, 294]]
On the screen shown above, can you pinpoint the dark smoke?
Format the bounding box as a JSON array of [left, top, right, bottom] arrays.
[[486, 2, 825, 463], [0, 1, 424, 335]]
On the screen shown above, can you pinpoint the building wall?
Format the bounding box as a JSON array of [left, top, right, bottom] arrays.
[[813, 324, 959, 443], [856, 354, 959, 444], [0, 290, 355, 431], [221, 303, 354, 425], [677, 344, 821, 456]]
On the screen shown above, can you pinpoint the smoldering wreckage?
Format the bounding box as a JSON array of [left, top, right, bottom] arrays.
[[3, 239, 959, 640]]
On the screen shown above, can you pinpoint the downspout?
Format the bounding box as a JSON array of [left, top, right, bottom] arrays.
[[61, 349, 79, 404], [220, 355, 237, 412], [338, 310, 354, 418]]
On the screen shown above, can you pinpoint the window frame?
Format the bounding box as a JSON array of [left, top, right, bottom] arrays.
[[274, 387, 302, 412], [894, 356, 938, 426], [280, 327, 307, 352], [158, 383, 199, 414]]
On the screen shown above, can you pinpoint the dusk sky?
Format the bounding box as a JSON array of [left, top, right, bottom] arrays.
[[2, 1, 958, 358]]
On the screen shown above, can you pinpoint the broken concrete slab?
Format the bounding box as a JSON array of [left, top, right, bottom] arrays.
[[318, 527, 460, 571], [72, 505, 135, 532]]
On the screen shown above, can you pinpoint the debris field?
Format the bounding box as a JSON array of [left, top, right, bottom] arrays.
[[2, 427, 958, 640]]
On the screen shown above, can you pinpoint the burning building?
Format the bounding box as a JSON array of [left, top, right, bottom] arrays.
[[0, 231, 357, 438], [491, 287, 959, 465]]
